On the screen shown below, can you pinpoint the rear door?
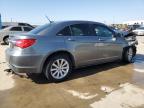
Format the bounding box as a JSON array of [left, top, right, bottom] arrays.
[[91, 24, 122, 61]]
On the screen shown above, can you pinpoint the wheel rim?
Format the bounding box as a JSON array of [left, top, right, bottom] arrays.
[[127, 48, 133, 61], [50, 59, 69, 79], [5, 38, 9, 44]]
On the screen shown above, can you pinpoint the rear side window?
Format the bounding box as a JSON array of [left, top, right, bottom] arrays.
[[57, 26, 71, 36], [10, 27, 22, 31], [70, 24, 90, 36], [23, 27, 33, 31]]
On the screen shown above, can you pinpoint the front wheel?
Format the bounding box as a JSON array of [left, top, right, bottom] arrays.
[[122, 47, 135, 63], [44, 55, 73, 82]]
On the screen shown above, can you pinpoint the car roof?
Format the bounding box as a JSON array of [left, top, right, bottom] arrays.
[[54, 20, 105, 26]]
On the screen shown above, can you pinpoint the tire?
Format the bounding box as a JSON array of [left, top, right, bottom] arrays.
[[3, 36, 9, 45], [43, 55, 73, 82], [122, 46, 135, 63]]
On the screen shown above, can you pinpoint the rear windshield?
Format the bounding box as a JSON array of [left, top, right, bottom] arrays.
[[29, 23, 54, 35]]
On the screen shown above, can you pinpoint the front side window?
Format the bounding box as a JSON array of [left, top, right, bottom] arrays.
[[70, 24, 89, 36], [92, 25, 114, 37], [57, 26, 71, 36], [10, 27, 22, 31]]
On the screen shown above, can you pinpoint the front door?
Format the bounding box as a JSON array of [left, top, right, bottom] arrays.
[[91, 24, 123, 61]]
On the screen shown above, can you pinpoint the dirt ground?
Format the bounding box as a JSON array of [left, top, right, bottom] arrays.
[[0, 36, 144, 108]]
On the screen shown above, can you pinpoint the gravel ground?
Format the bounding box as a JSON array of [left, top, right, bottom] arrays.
[[0, 45, 15, 91]]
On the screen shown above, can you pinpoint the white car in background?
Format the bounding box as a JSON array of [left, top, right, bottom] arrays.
[[0, 26, 33, 44], [133, 27, 144, 36]]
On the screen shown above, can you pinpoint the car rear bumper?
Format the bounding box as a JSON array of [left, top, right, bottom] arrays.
[[5, 48, 44, 74], [8, 63, 38, 73]]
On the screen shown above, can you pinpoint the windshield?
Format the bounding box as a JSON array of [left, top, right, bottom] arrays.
[[29, 23, 55, 35]]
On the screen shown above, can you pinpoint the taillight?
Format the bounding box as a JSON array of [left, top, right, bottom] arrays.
[[15, 39, 36, 48]]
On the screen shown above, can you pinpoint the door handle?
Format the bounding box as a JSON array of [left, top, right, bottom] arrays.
[[68, 38, 75, 41]]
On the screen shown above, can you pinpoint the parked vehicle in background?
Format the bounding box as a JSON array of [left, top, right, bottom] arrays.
[[17, 23, 35, 28], [128, 24, 141, 31], [2, 22, 35, 29], [0, 26, 33, 44], [133, 27, 144, 36], [6, 21, 137, 82]]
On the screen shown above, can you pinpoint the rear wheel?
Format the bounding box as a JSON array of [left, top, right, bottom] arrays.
[[44, 55, 72, 82], [122, 47, 135, 63]]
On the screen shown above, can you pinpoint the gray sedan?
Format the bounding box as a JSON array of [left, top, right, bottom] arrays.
[[6, 21, 137, 82]]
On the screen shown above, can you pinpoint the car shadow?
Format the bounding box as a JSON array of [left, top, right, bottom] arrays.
[[0, 43, 7, 45], [27, 61, 128, 84], [27, 73, 51, 84]]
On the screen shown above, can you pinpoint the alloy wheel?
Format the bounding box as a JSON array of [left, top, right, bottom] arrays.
[[50, 59, 70, 79], [127, 48, 133, 62]]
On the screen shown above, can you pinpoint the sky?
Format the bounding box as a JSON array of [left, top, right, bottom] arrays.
[[0, 0, 144, 25]]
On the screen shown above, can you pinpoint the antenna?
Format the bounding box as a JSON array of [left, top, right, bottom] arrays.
[[45, 15, 53, 23]]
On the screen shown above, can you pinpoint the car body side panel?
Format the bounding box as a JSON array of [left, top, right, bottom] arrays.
[[64, 36, 101, 67], [98, 37, 124, 60]]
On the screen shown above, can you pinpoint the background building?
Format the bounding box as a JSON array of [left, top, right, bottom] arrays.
[[123, 20, 144, 25]]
